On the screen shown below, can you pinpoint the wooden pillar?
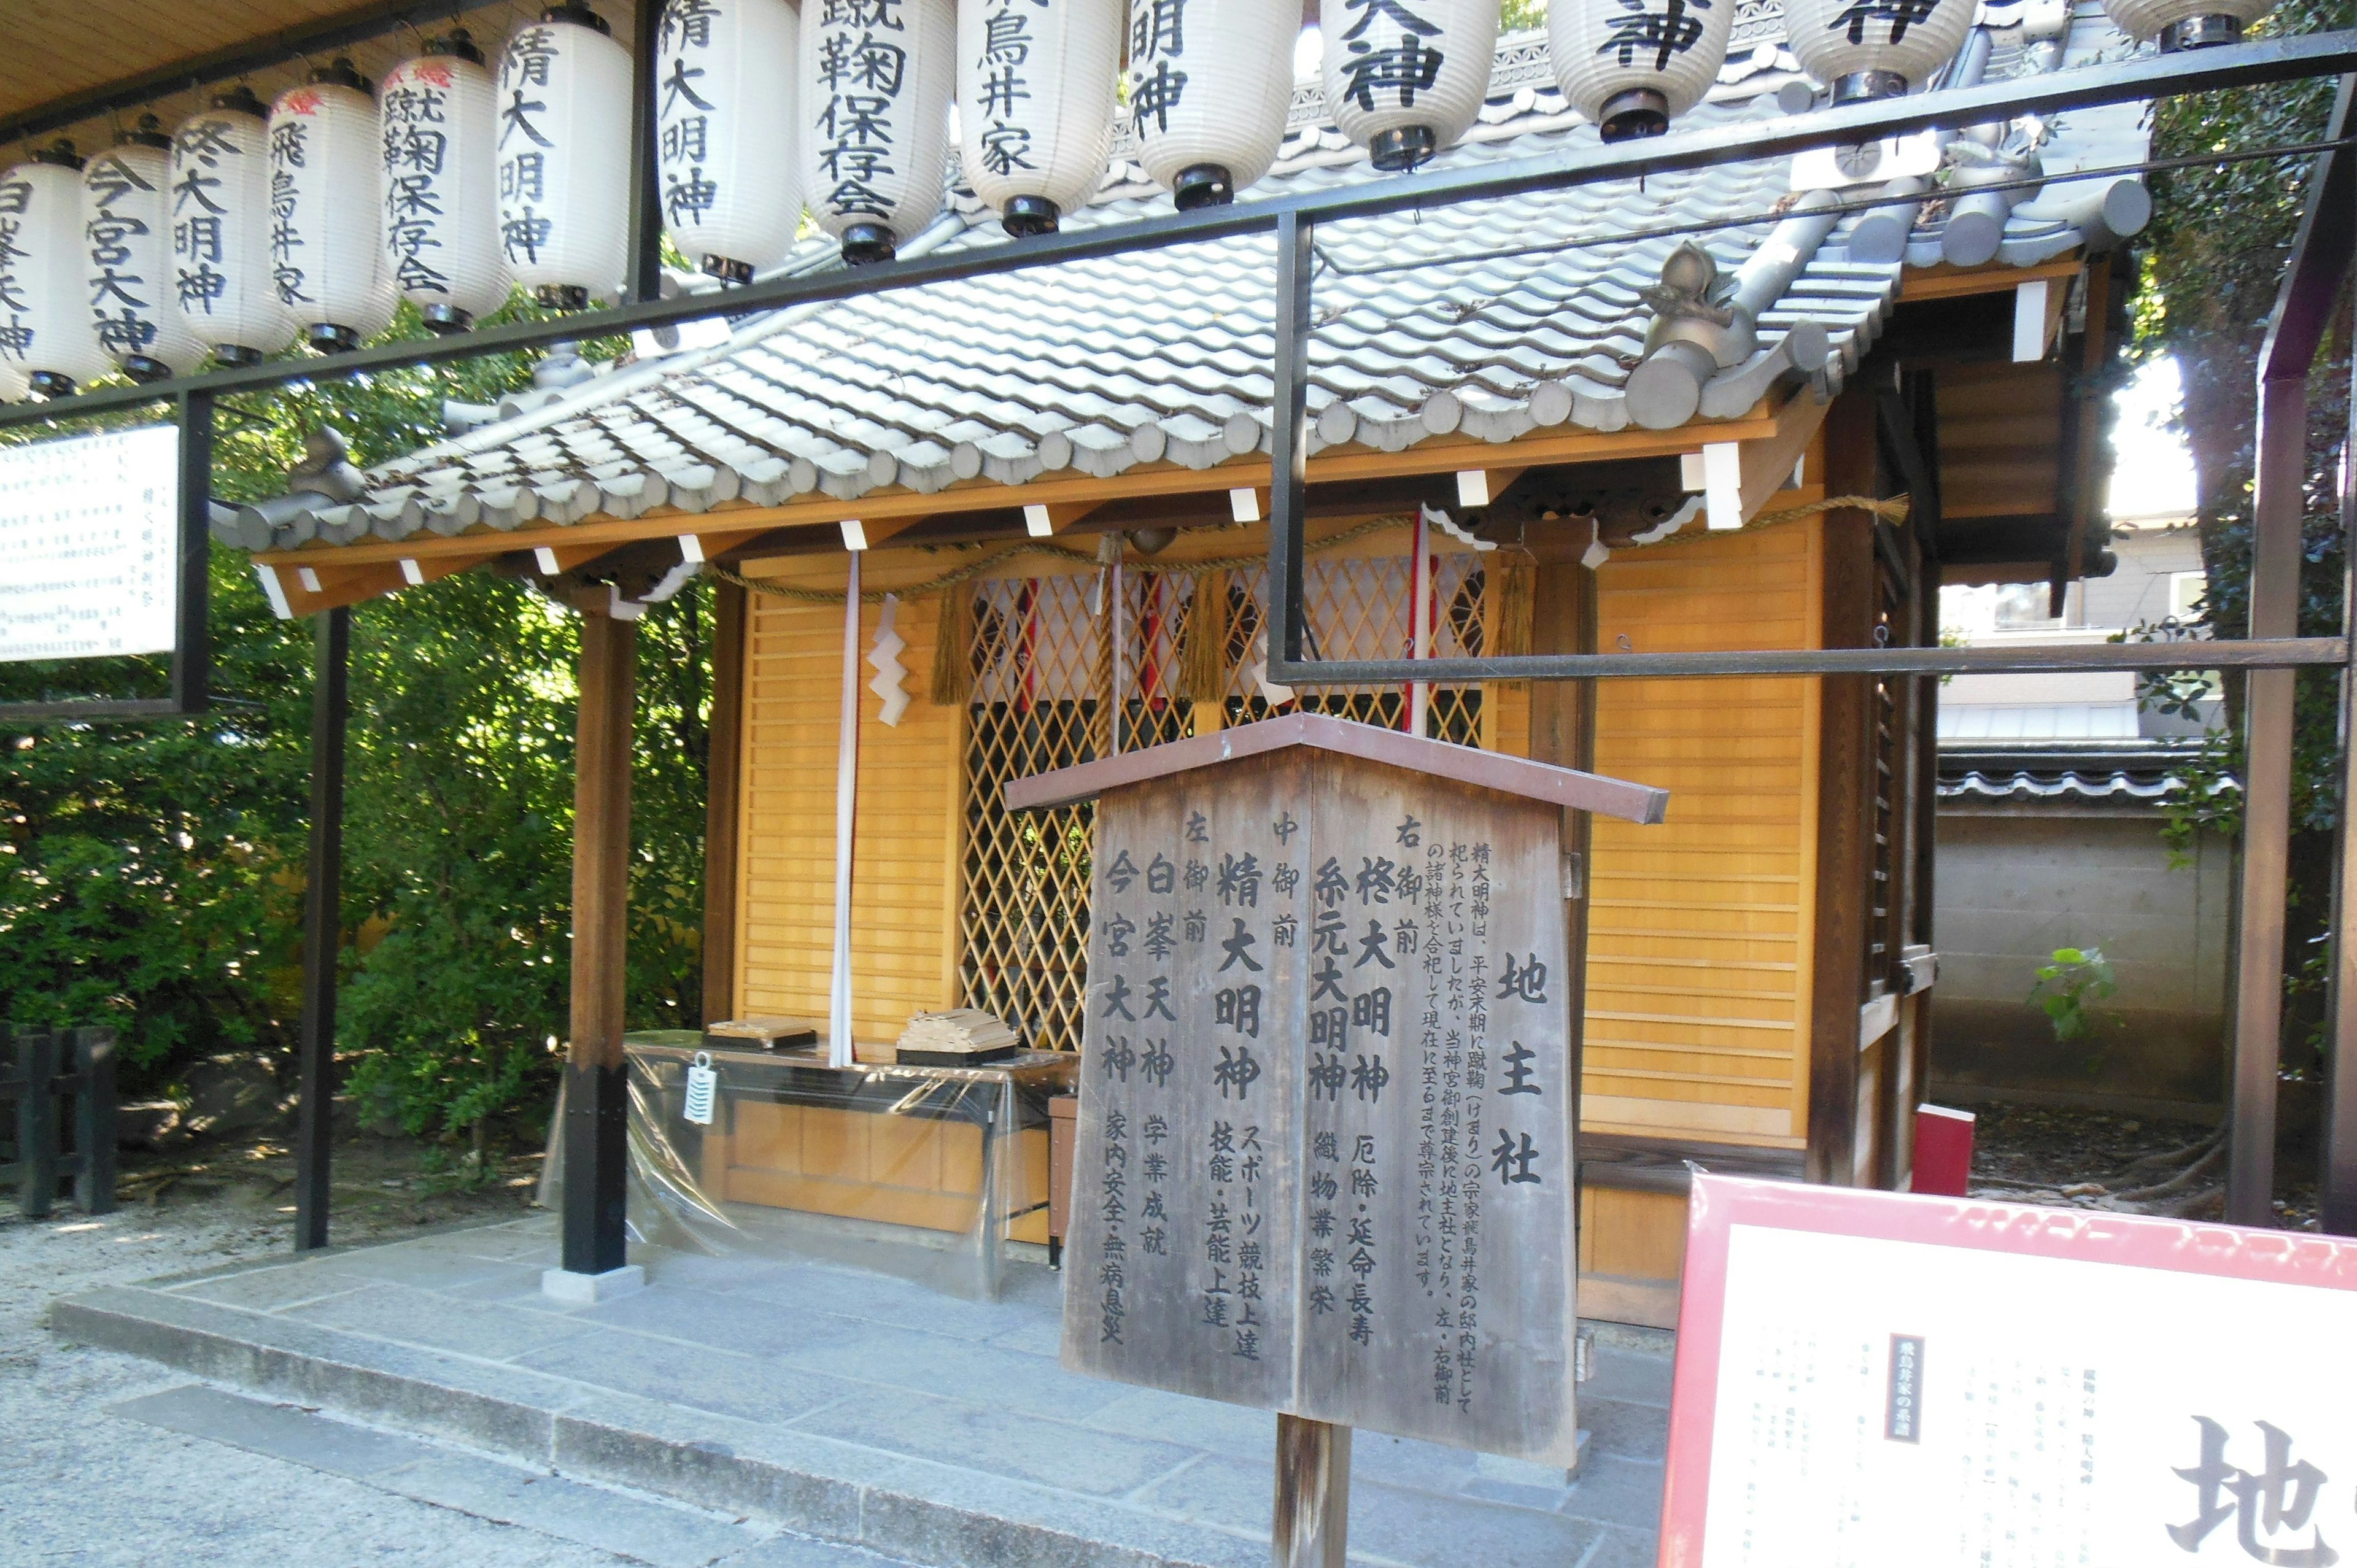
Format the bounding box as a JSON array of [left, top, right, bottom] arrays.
[[1272, 1415, 1351, 1568], [1806, 389, 1881, 1187], [563, 608, 638, 1279], [1527, 555, 1597, 1220], [702, 581, 748, 1026]]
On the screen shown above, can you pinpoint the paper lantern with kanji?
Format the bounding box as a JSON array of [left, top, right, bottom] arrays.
[[172, 87, 298, 366], [497, 6, 634, 309], [657, 0, 803, 282], [1781, 0, 1972, 102], [1550, 0, 1735, 141], [959, 0, 1120, 236], [1318, 0, 1500, 171], [2099, 0, 2270, 50], [0, 145, 112, 397], [1125, 0, 1298, 209], [802, 0, 956, 264], [381, 31, 514, 333], [82, 120, 211, 384], [270, 61, 387, 353]]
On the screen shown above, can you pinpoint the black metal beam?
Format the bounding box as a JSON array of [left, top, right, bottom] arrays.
[[625, 0, 665, 306], [0, 30, 2350, 433], [294, 605, 350, 1253], [2260, 75, 2357, 385], [1265, 636, 2347, 685], [1268, 212, 1315, 668], [0, 0, 500, 147]]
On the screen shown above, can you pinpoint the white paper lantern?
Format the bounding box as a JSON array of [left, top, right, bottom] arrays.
[[269, 62, 387, 353], [1551, 0, 1735, 141], [0, 145, 112, 397], [1126, 0, 1298, 209], [1319, 0, 1500, 171], [172, 87, 298, 366], [658, 0, 803, 282], [802, 0, 956, 263], [2099, 0, 2270, 49], [959, 0, 1120, 236], [1781, 0, 1972, 102], [83, 120, 211, 384], [382, 31, 515, 333], [498, 6, 634, 309]]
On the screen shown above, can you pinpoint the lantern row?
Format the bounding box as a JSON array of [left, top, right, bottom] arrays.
[[0, 0, 2274, 398]]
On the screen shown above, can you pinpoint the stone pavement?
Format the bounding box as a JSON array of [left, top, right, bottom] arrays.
[[53, 1215, 1670, 1568]]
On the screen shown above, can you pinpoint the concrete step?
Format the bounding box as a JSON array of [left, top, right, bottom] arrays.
[[109, 1383, 903, 1568], [57, 1283, 1285, 1568]]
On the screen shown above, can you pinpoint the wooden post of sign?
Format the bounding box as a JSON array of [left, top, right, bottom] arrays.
[[1273, 1414, 1351, 1568], [554, 606, 641, 1297]]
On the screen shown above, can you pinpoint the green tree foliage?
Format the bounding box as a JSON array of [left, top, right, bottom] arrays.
[[1501, 0, 1548, 28], [1, 304, 709, 1153], [2140, 0, 2350, 1061]]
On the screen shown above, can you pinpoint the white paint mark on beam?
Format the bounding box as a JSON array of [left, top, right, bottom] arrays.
[[254, 563, 292, 620], [1229, 488, 1261, 523], [2013, 278, 2051, 363], [296, 566, 323, 594], [400, 558, 425, 586], [679, 534, 706, 563], [840, 519, 870, 552], [1455, 469, 1491, 509], [1024, 504, 1055, 538], [1703, 442, 1744, 531], [534, 546, 562, 575], [1678, 450, 1706, 492]]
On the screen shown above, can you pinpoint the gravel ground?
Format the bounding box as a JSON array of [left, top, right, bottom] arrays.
[[0, 1153, 643, 1566]]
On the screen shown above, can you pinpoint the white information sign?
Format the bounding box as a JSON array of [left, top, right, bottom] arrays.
[[0, 424, 180, 665], [1662, 1176, 2357, 1568]]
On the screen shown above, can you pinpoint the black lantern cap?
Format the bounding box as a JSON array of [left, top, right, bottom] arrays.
[[309, 56, 370, 92], [1368, 125, 1437, 174], [117, 114, 171, 150], [214, 345, 265, 368], [1598, 89, 1671, 142], [212, 85, 269, 117], [1829, 69, 1909, 105], [28, 371, 80, 398], [542, 4, 613, 34], [536, 284, 592, 312], [840, 223, 896, 266], [1174, 163, 1234, 210], [702, 255, 755, 286], [2159, 14, 2243, 48], [426, 27, 487, 64], [308, 323, 363, 355], [123, 355, 176, 384], [420, 303, 476, 336], [1001, 196, 1061, 239], [30, 138, 82, 170]]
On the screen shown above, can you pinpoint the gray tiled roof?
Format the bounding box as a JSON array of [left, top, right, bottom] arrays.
[[235, 6, 2148, 554]]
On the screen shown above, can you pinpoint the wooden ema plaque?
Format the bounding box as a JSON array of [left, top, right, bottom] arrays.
[[1009, 716, 1668, 1466]]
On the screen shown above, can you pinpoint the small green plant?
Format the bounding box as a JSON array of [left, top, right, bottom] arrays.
[[2029, 946, 2117, 1042]]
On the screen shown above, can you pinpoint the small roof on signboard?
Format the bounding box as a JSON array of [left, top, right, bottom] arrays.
[[1004, 714, 1668, 825]]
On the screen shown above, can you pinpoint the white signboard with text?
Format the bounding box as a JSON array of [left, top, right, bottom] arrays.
[[0, 424, 180, 665], [1662, 1175, 2357, 1567]]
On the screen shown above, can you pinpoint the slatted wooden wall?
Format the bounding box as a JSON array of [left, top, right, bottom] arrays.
[[1580, 520, 1824, 1151], [731, 558, 962, 1041]]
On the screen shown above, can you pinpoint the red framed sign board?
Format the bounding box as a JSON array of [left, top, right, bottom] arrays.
[[1660, 1175, 2357, 1566]]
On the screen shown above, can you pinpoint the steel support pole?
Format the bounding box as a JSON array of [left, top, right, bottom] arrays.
[[295, 605, 351, 1251], [1266, 212, 1314, 670], [2325, 339, 2357, 1236], [562, 609, 637, 1278], [172, 390, 213, 715], [2228, 376, 2309, 1226], [625, 0, 664, 307], [1272, 1415, 1350, 1568]]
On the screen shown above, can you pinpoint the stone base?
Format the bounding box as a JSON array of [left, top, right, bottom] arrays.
[[540, 1264, 644, 1305]]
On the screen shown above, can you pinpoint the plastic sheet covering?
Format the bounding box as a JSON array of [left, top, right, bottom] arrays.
[[541, 1032, 1072, 1300]]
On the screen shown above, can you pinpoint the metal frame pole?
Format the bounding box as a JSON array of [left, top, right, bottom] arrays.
[[294, 605, 352, 1251], [625, 0, 665, 307], [2326, 285, 2357, 1237], [1266, 212, 1314, 671], [171, 390, 212, 716]]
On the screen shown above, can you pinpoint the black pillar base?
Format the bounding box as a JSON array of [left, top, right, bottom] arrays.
[[562, 1060, 630, 1276]]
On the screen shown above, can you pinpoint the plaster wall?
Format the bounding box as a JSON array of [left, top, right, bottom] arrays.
[[1929, 803, 2229, 1113]]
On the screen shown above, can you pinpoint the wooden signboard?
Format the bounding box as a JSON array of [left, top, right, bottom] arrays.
[[1009, 715, 1668, 1466]]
